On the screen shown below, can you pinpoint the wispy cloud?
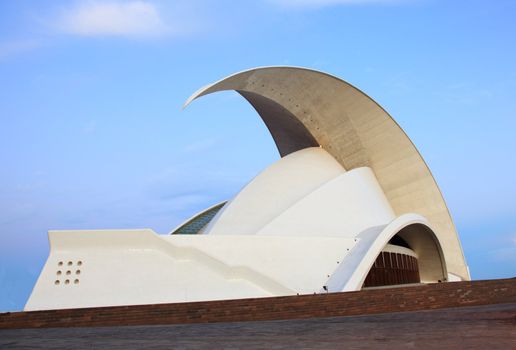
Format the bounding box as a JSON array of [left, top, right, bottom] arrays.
[[271, 0, 412, 8], [182, 137, 221, 153], [56, 1, 170, 38], [0, 39, 42, 60], [487, 233, 516, 263], [81, 120, 98, 134], [147, 163, 242, 202]]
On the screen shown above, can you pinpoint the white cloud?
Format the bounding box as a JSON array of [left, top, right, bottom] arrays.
[[271, 0, 411, 8], [57, 1, 170, 38]]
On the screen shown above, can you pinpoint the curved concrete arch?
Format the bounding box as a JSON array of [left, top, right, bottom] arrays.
[[184, 66, 469, 280], [395, 223, 447, 283], [326, 214, 447, 292]]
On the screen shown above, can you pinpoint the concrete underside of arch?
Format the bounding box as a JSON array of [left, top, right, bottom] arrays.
[[326, 214, 447, 292]]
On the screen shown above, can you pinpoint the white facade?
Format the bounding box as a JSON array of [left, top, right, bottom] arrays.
[[25, 67, 468, 311]]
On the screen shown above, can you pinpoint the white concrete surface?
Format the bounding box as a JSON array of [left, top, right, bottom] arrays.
[[205, 147, 345, 235], [26, 66, 467, 311], [25, 229, 356, 311], [257, 167, 395, 237], [185, 66, 469, 280]]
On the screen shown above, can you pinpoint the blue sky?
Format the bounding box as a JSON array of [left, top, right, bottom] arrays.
[[1, 0, 515, 312]]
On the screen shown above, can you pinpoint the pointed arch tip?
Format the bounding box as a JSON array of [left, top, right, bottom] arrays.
[[183, 82, 214, 109], [182, 66, 329, 110]]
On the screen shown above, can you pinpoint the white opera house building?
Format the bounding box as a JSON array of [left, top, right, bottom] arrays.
[[25, 67, 470, 311]]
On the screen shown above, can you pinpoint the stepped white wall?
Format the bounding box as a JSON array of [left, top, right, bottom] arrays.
[[25, 149, 449, 311], [25, 229, 356, 311]]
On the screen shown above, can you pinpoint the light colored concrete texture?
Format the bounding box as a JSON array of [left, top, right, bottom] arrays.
[[165, 235, 355, 294], [325, 213, 446, 292], [24, 66, 470, 311], [205, 147, 345, 235], [185, 66, 469, 280], [257, 167, 395, 237], [25, 229, 355, 310]]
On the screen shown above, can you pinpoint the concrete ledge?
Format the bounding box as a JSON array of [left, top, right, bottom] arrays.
[[1, 278, 514, 329]]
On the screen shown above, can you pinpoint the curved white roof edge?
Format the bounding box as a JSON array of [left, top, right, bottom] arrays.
[[183, 65, 325, 109], [204, 147, 347, 236]]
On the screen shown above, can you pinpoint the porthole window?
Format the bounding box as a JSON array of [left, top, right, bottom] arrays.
[[76, 270, 81, 275], [74, 279, 79, 284], [57, 271, 62, 276], [55, 280, 60, 285], [65, 279, 70, 285]]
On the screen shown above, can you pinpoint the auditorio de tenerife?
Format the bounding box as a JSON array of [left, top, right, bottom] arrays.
[[25, 67, 469, 311]]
